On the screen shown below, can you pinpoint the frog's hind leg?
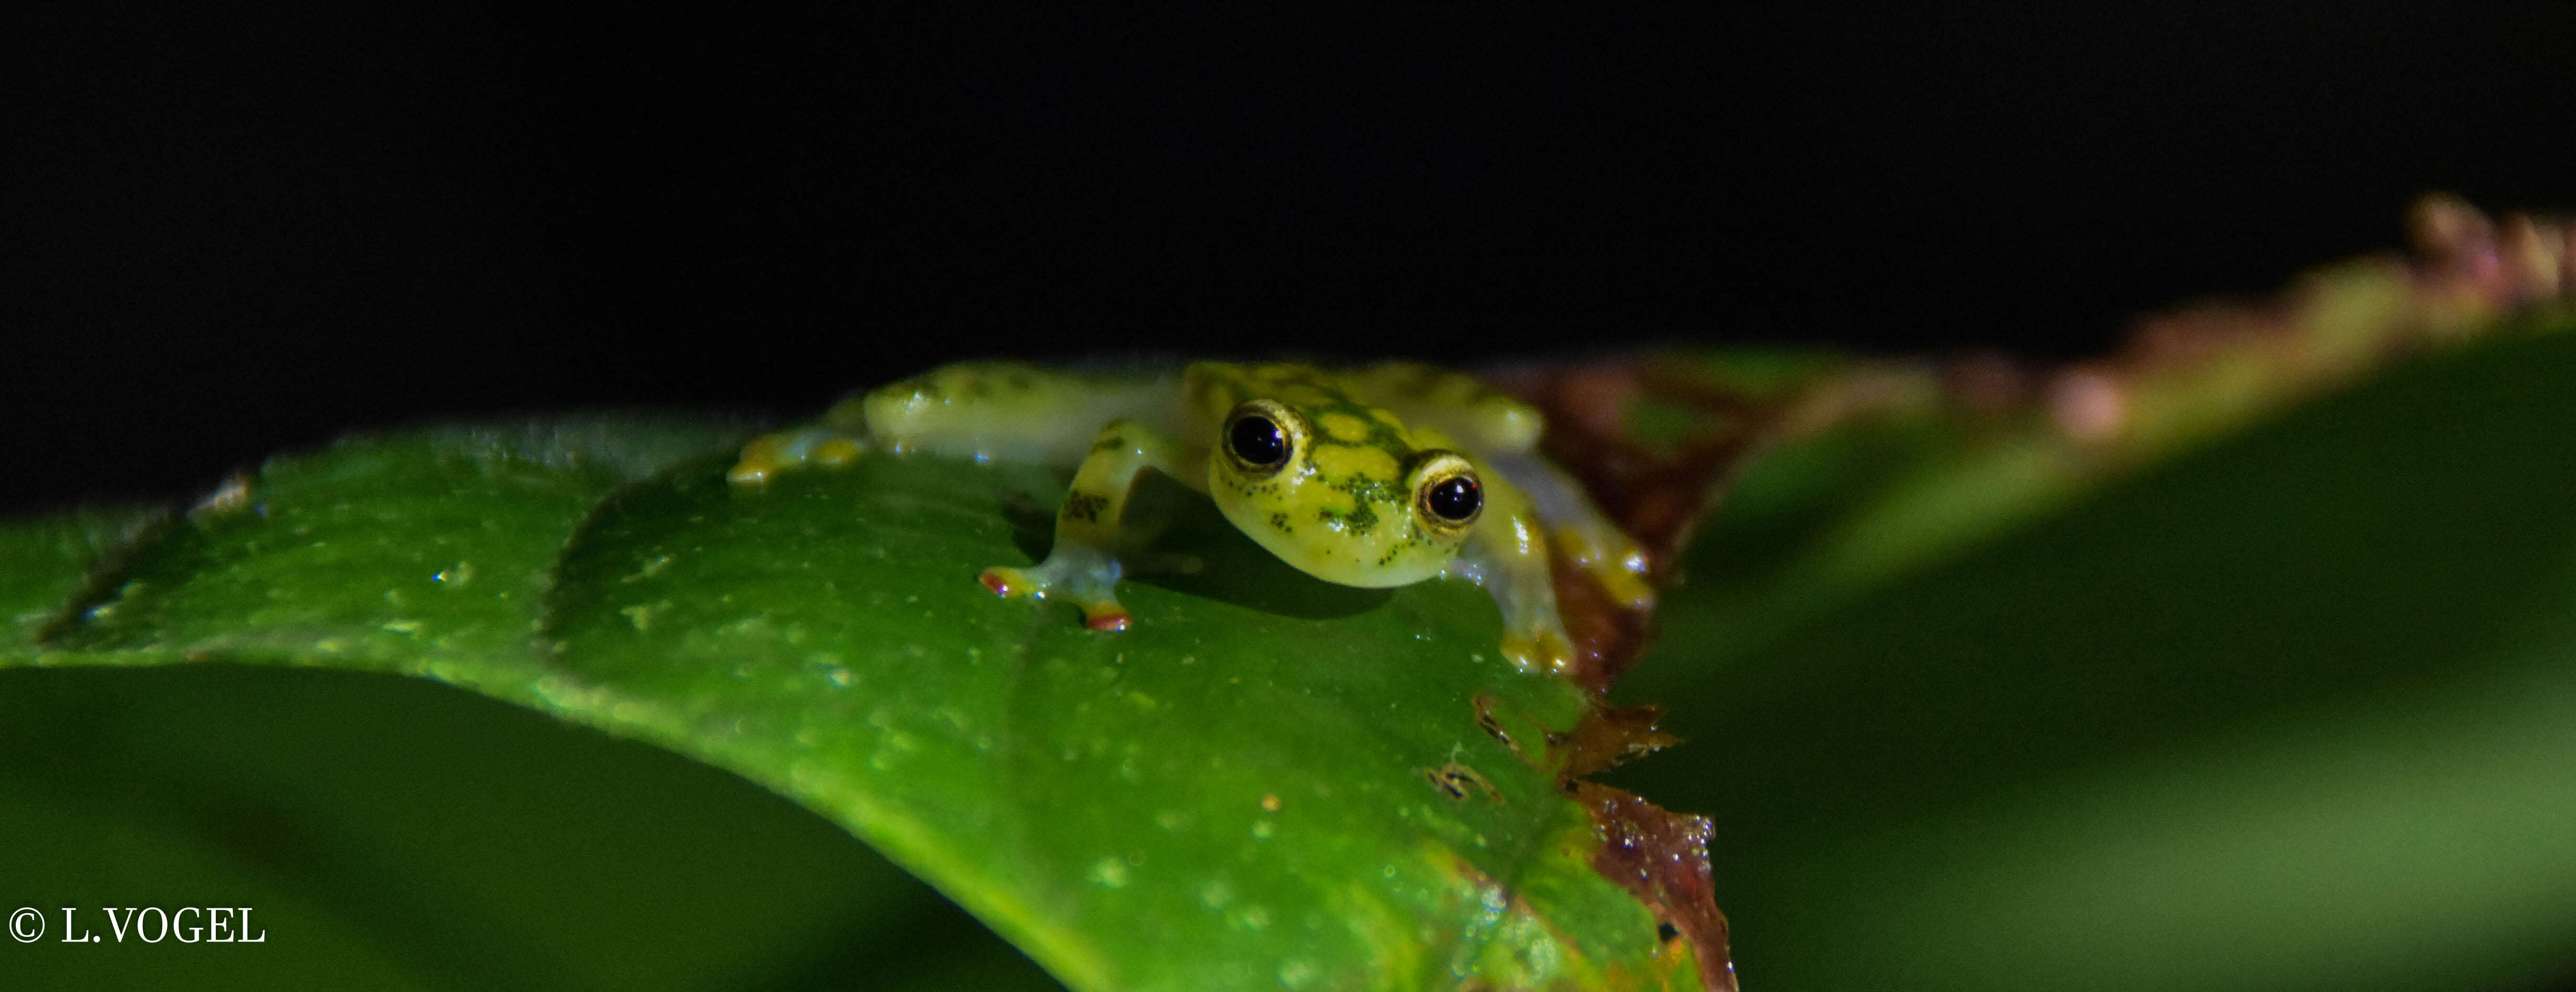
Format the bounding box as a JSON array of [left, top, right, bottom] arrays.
[[727, 395, 874, 485], [1478, 451, 1656, 611], [979, 420, 1205, 631]]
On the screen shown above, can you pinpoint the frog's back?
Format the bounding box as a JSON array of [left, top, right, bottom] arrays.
[[1336, 361, 1543, 456]]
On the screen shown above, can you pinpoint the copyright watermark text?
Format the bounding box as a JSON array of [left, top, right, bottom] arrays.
[[10, 907, 266, 944]]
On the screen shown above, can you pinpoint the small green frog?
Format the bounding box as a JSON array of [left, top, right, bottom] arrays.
[[730, 361, 1651, 674]]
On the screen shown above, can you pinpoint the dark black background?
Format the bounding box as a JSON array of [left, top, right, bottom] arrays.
[[6, 3, 2572, 515]]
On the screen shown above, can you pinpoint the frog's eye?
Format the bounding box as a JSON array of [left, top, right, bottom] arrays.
[[1410, 452, 1483, 534], [1222, 400, 1302, 478], [1426, 475, 1482, 522]]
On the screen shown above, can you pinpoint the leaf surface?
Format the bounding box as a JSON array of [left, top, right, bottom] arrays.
[[6, 416, 1706, 989]]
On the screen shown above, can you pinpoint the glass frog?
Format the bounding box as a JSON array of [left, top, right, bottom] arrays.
[[728, 361, 1652, 674]]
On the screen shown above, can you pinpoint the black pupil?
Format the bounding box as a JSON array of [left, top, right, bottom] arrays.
[[1228, 414, 1287, 467], [1426, 475, 1481, 521]]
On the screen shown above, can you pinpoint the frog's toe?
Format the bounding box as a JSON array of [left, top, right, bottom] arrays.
[[812, 437, 865, 467], [1595, 565, 1657, 613], [1499, 628, 1576, 676], [727, 435, 792, 485], [728, 427, 869, 485], [1553, 525, 1659, 611], [978, 566, 1036, 598], [1080, 603, 1131, 631]]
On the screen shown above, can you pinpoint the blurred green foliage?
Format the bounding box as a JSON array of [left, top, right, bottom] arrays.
[[1613, 325, 2576, 990], [0, 664, 1059, 990]]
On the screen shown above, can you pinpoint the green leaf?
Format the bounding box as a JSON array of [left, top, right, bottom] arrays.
[[539, 456, 1688, 989], [1610, 321, 2576, 991], [0, 663, 1060, 991], [6, 416, 1706, 988], [2, 503, 162, 649]]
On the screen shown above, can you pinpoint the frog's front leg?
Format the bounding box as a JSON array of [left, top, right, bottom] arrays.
[[979, 420, 1206, 631], [1452, 478, 1577, 674]]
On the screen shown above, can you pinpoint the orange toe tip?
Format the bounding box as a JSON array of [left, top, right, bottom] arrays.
[[977, 569, 1017, 596], [1084, 610, 1131, 632]]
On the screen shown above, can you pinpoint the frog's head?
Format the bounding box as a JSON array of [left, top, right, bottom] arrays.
[[1202, 388, 1485, 588]]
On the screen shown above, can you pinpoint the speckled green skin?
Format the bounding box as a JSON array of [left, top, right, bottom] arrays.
[[1186, 363, 1485, 587], [731, 360, 1640, 673]]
